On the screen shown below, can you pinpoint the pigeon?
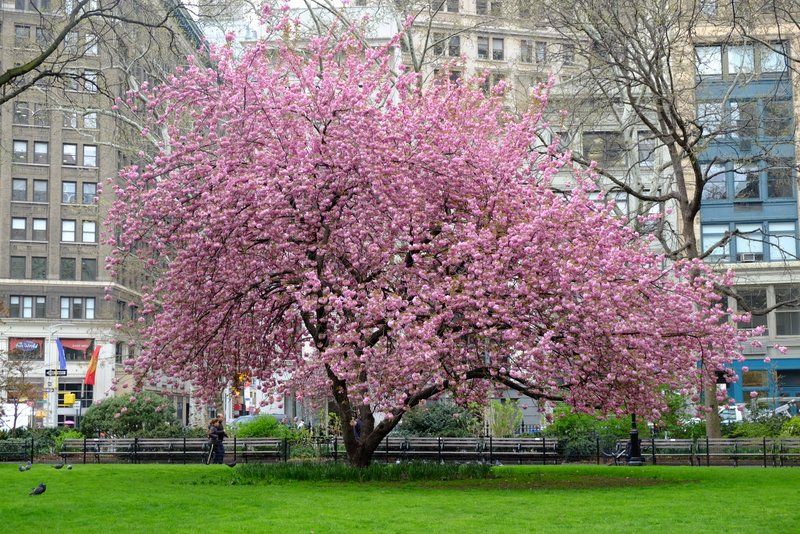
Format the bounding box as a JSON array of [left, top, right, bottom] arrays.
[[25, 461, 32, 471], [53, 462, 64, 470], [225, 461, 237, 468], [67, 465, 73, 470], [18, 465, 26, 472], [29, 483, 46, 496]]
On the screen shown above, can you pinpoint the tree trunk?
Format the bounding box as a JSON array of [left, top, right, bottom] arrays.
[[704, 381, 722, 438]]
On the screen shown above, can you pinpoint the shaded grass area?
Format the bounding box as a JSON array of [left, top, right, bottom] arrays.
[[231, 461, 492, 483], [1, 463, 798, 533]]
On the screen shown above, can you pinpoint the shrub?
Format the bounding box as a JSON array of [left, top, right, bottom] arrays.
[[489, 400, 523, 438], [543, 405, 637, 461], [723, 416, 788, 438], [79, 392, 179, 437], [54, 429, 84, 451], [231, 461, 493, 483], [780, 417, 800, 437], [395, 400, 477, 437], [234, 415, 287, 438]]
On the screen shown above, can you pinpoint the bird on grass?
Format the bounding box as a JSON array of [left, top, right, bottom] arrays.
[[29, 483, 46, 496], [67, 464, 73, 470], [226, 461, 237, 468], [18, 461, 32, 472], [53, 462, 64, 470], [18, 464, 26, 472]]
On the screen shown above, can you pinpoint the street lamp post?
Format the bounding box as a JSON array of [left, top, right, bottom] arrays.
[[46, 323, 76, 428], [627, 413, 644, 466]]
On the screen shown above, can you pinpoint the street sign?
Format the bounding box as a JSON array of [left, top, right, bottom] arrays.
[[45, 369, 67, 377]]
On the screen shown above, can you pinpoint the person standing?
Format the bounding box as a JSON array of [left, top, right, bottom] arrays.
[[212, 418, 227, 464]]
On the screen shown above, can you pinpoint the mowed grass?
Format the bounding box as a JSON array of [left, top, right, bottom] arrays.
[[1, 462, 799, 533]]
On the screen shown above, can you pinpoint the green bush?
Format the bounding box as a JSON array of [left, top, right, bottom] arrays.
[[780, 417, 800, 437], [231, 461, 493, 483], [55, 429, 84, 451], [395, 400, 477, 437], [234, 415, 288, 438], [543, 405, 639, 461], [79, 392, 180, 437], [723, 416, 788, 438], [489, 400, 523, 438]]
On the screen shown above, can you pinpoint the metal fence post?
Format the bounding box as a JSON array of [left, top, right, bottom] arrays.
[[183, 437, 187, 464], [763, 437, 767, 468], [385, 436, 389, 464], [690, 440, 694, 467], [233, 436, 237, 464], [438, 437, 443, 464], [30, 435, 35, 464], [134, 437, 139, 464], [706, 436, 710, 467], [489, 436, 493, 464], [83, 437, 87, 465], [333, 436, 338, 463]]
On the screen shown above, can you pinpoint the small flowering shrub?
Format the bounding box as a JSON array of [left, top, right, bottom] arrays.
[[80, 392, 179, 437], [780, 417, 800, 438]]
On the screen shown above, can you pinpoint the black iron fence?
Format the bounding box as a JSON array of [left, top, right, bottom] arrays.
[[2, 435, 800, 467]]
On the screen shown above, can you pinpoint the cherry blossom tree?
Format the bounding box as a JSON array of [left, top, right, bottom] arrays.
[[108, 24, 749, 466]]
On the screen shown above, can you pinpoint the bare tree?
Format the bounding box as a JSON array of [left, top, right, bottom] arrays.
[[0, 350, 40, 436], [538, 0, 800, 435]]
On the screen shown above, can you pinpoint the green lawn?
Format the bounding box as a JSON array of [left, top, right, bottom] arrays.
[[1, 463, 798, 533]]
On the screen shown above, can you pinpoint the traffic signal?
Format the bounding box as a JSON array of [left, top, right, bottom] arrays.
[[64, 392, 76, 406]]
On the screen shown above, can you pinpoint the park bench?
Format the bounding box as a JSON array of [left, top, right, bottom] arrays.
[[490, 437, 560, 464], [775, 438, 800, 467], [235, 438, 285, 463]]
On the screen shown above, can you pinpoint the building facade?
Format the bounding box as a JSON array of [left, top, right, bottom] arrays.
[[0, 0, 205, 429]]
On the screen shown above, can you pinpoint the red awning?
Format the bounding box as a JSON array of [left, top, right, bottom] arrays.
[[59, 338, 93, 352]]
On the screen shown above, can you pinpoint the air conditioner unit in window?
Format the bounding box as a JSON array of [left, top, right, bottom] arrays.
[[738, 253, 763, 263]]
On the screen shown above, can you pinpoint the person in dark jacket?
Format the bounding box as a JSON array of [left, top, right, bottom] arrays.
[[211, 418, 227, 464]]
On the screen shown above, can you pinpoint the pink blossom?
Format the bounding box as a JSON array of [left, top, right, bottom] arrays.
[[749, 391, 759, 398]]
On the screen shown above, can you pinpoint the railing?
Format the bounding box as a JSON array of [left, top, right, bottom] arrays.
[[1, 436, 800, 466]]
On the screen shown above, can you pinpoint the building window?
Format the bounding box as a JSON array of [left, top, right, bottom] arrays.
[[535, 41, 547, 63], [735, 223, 763, 262], [767, 161, 793, 198], [10, 256, 26, 278], [33, 141, 49, 164], [15, 24, 31, 46], [637, 131, 656, 168], [701, 224, 729, 260], [65, 31, 78, 53], [520, 40, 533, 63], [562, 43, 575, 65], [60, 297, 95, 319], [733, 163, 760, 199], [84, 70, 98, 93], [492, 38, 504, 61], [701, 164, 728, 200], [63, 111, 78, 128], [10, 296, 46, 318], [446, 0, 459, 11], [742, 370, 768, 387], [11, 217, 27, 240], [83, 145, 97, 167], [476, 0, 487, 14], [60, 258, 76, 280], [763, 100, 793, 137], [768, 222, 798, 262], [776, 286, 800, 335], [728, 45, 755, 75], [82, 221, 97, 242], [737, 288, 768, 333], [33, 104, 50, 127], [31, 257, 47, 280], [62, 181, 77, 203], [696, 45, 722, 77], [82, 182, 97, 204], [13, 101, 30, 124], [433, 33, 445, 56], [13, 140, 28, 163], [12, 179, 27, 201], [489, 0, 502, 15], [582, 132, 624, 167], [32, 218, 47, 241], [448, 36, 460, 57], [63, 143, 77, 165], [81, 258, 97, 281], [62, 219, 76, 242], [477, 36, 489, 60], [84, 34, 98, 55], [761, 43, 787, 74], [83, 112, 97, 129], [33, 180, 48, 202]]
